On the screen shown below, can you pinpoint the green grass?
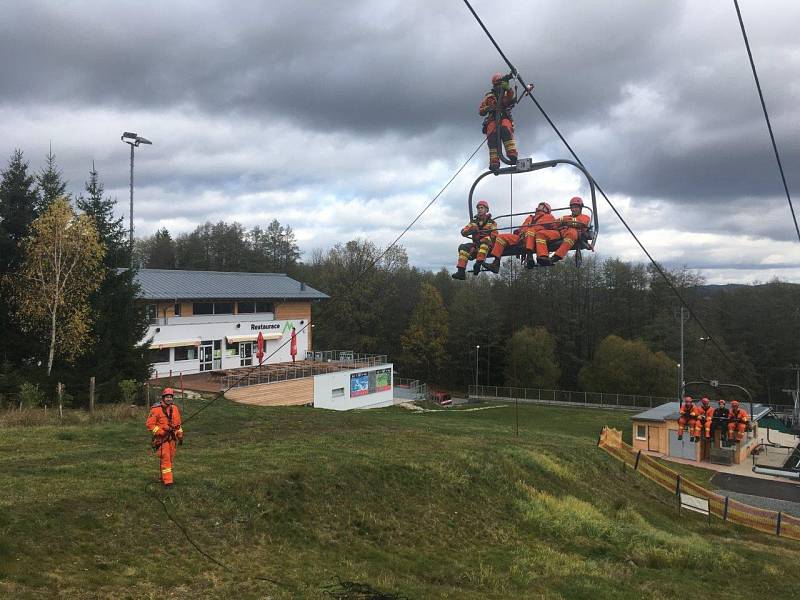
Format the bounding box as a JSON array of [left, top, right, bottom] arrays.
[[1, 401, 797, 599]]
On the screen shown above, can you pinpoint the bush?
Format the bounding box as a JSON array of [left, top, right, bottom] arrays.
[[19, 382, 45, 408], [118, 379, 139, 405]]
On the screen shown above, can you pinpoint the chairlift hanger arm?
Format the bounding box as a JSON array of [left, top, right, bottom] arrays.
[[467, 159, 599, 244]]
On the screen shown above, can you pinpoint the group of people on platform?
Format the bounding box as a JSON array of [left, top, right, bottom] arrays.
[[452, 196, 591, 279], [677, 396, 751, 445]]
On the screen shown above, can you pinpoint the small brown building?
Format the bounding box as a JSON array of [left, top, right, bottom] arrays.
[[631, 401, 769, 465]]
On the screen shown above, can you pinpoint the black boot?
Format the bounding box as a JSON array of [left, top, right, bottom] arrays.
[[538, 255, 552, 266], [484, 260, 500, 274], [472, 261, 483, 275], [451, 268, 466, 281], [509, 154, 518, 165], [677, 434, 683, 441], [551, 254, 563, 263], [525, 255, 537, 269]]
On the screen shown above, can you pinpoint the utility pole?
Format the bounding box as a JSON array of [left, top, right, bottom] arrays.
[[121, 132, 152, 267], [675, 307, 690, 397]]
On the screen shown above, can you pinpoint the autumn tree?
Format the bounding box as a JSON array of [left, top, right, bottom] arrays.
[[8, 197, 105, 376], [399, 282, 449, 383], [503, 326, 561, 389], [578, 335, 676, 396]]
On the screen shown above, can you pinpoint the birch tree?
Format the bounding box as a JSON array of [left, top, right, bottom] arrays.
[[8, 197, 105, 376]]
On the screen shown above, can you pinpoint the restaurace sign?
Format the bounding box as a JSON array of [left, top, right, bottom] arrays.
[[250, 323, 281, 331]]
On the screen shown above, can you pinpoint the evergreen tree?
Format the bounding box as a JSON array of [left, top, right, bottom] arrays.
[[35, 147, 68, 212], [0, 149, 41, 369], [0, 149, 39, 271], [76, 163, 128, 268], [140, 228, 177, 269]]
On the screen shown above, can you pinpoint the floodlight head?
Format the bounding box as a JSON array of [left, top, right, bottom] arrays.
[[137, 136, 152, 145], [121, 131, 138, 141], [121, 132, 152, 146]]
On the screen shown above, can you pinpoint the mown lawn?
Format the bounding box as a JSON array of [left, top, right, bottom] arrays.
[[1, 401, 797, 599]]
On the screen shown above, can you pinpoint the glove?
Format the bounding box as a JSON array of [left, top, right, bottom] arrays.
[[178, 438, 183, 446]]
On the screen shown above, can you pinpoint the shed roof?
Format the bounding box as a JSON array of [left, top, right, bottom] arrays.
[[633, 401, 770, 423], [126, 269, 329, 301]]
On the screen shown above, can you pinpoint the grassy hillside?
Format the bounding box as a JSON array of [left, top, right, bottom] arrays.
[[1, 401, 797, 599]]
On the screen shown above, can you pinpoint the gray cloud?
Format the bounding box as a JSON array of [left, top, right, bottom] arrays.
[[0, 0, 798, 283]]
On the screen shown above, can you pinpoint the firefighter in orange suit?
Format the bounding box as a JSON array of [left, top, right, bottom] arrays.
[[485, 202, 555, 272], [452, 200, 497, 280], [146, 388, 184, 487], [480, 73, 521, 171], [677, 396, 698, 441], [727, 400, 750, 443], [692, 397, 714, 441], [552, 196, 592, 263]]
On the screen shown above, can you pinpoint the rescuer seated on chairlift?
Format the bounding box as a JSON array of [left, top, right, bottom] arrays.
[[727, 399, 751, 444], [692, 396, 714, 443], [451, 199, 497, 280], [483, 201, 557, 272], [480, 72, 533, 172], [677, 396, 699, 442], [552, 196, 592, 264]]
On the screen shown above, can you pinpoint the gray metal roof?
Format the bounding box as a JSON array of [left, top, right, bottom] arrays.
[[127, 269, 329, 301], [633, 401, 771, 423]]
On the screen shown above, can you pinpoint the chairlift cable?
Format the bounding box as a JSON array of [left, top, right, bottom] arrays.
[[732, 0, 800, 244], [461, 0, 737, 369]]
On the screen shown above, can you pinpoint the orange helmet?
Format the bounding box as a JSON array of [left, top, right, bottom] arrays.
[[683, 395, 693, 404], [569, 196, 584, 207], [162, 387, 174, 398], [731, 400, 739, 408], [476, 200, 489, 211]]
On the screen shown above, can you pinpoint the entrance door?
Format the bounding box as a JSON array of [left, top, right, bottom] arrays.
[[199, 341, 213, 372], [669, 430, 697, 460], [213, 340, 222, 370], [240, 342, 253, 367], [648, 427, 661, 452]]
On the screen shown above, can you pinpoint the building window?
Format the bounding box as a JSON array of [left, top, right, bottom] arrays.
[[174, 345, 197, 361], [193, 302, 214, 315], [238, 301, 255, 314], [147, 348, 170, 363], [255, 301, 273, 313], [214, 302, 233, 315], [332, 387, 345, 399], [226, 343, 239, 357], [146, 304, 157, 324], [174, 303, 181, 317], [636, 425, 647, 440]]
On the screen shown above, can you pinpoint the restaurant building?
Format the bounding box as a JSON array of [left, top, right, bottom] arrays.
[[133, 269, 328, 376]]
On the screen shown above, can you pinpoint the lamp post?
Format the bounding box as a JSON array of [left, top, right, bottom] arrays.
[[676, 363, 681, 400], [121, 132, 152, 266], [475, 345, 480, 388]]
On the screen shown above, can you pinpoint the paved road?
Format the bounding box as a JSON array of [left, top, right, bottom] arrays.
[[711, 472, 800, 502]]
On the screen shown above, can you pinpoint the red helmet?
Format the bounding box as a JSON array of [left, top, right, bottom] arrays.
[[731, 400, 740, 408], [491, 73, 503, 85], [683, 395, 693, 403], [701, 397, 710, 405], [537, 202, 551, 213], [569, 196, 584, 207], [162, 387, 174, 398], [718, 399, 726, 406], [476, 200, 489, 211]]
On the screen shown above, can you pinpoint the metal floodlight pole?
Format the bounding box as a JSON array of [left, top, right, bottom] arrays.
[[121, 132, 152, 267], [475, 345, 480, 388]]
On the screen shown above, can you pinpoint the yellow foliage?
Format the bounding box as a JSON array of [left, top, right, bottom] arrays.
[[5, 197, 105, 375]]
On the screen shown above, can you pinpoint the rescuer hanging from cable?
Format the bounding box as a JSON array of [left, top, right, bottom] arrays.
[[479, 72, 532, 172], [452, 199, 497, 280], [146, 387, 184, 487], [692, 396, 714, 442]]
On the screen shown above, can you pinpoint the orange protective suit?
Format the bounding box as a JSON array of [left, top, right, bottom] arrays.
[[480, 85, 518, 170], [677, 399, 698, 441], [692, 399, 714, 439], [727, 405, 750, 443], [146, 401, 184, 486], [456, 214, 497, 269], [555, 213, 591, 259]]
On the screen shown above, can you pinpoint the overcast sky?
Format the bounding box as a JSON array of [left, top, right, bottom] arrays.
[[1, 0, 798, 283]]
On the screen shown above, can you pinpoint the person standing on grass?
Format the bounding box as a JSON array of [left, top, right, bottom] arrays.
[[146, 387, 184, 487]]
